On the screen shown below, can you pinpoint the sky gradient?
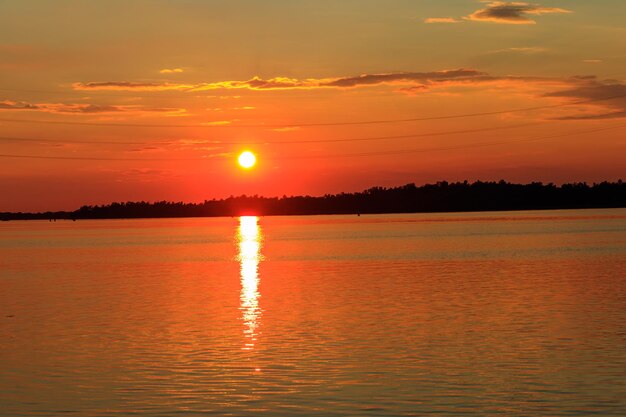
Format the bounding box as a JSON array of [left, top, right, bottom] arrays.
[[1, 0, 625, 211]]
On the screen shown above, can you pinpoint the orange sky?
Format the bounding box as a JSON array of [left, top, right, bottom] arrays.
[[1, 1, 625, 211]]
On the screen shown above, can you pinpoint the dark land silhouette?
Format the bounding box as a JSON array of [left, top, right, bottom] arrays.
[[2, 180, 625, 221]]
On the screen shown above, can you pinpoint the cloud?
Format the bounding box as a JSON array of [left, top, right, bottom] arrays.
[[0, 100, 185, 115], [543, 78, 626, 119], [424, 17, 460, 24], [207, 76, 312, 90], [394, 72, 626, 119], [73, 78, 304, 91], [397, 74, 564, 96], [466, 2, 572, 25], [0, 101, 40, 110], [555, 110, 626, 120], [488, 46, 548, 54], [73, 81, 194, 91], [67, 68, 626, 120], [272, 126, 301, 132], [582, 59, 602, 64], [212, 70, 487, 90], [44, 104, 130, 114], [200, 120, 232, 126], [159, 68, 184, 74], [322, 69, 485, 88], [73, 69, 487, 92], [15, 67, 626, 123], [396, 85, 429, 95]]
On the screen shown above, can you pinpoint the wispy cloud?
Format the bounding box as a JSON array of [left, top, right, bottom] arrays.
[[73, 81, 194, 91], [543, 78, 626, 119], [76, 71, 546, 99], [68, 68, 626, 121], [272, 126, 301, 132], [0, 101, 39, 110], [554, 110, 626, 120], [396, 74, 560, 95], [466, 1, 572, 25], [424, 17, 460, 24], [12, 68, 626, 122], [200, 120, 232, 126], [322, 70, 485, 88], [395, 72, 626, 119], [488, 46, 548, 54], [73, 69, 487, 92], [159, 68, 184, 74], [0, 100, 186, 115]]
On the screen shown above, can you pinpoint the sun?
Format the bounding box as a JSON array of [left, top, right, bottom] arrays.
[[238, 151, 257, 169]]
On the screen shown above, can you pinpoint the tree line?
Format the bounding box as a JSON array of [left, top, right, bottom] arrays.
[[2, 180, 625, 221]]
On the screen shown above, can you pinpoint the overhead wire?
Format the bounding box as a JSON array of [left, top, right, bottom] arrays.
[[0, 121, 547, 146], [0, 93, 624, 129], [288, 123, 626, 159], [0, 123, 624, 161]]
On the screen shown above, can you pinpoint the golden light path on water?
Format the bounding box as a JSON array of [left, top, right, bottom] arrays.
[[237, 216, 263, 351]]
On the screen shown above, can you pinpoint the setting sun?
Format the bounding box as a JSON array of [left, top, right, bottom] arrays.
[[238, 151, 257, 169]]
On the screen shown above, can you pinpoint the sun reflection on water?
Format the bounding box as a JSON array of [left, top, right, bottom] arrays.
[[237, 216, 263, 350]]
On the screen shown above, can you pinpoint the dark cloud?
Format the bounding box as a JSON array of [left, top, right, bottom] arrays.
[[0, 101, 39, 110], [222, 70, 488, 90], [555, 111, 626, 120], [544, 79, 626, 119], [322, 69, 486, 88], [69, 68, 625, 120], [73, 69, 488, 91], [466, 2, 572, 25], [397, 85, 429, 95]]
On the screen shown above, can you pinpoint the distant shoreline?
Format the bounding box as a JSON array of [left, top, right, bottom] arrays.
[[2, 180, 625, 221], [3, 206, 626, 224]]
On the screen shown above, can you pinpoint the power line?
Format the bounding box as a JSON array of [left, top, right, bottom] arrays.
[[282, 94, 626, 127], [0, 93, 624, 129], [0, 121, 546, 146], [232, 122, 547, 144], [288, 123, 626, 159], [0, 123, 623, 162]]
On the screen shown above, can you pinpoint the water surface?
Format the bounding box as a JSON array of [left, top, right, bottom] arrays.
[[1, 209, 626, 416]]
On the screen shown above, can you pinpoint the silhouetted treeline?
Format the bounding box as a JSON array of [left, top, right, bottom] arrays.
[[2, 180, 625, 221]]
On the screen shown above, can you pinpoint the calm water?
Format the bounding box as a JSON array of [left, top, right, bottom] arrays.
[[1, 209, 626, 416]]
